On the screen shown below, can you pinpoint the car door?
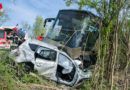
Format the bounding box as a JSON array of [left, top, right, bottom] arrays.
[[56, 53, 78, 85], [34, 46, 57, 77]]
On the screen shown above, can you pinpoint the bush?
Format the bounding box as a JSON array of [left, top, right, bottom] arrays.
[[0, 51, 43, 89]]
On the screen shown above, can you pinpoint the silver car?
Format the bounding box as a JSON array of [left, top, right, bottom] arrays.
[[10, 39, 92, 86]]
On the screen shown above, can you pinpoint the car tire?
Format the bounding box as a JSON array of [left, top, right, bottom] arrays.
[[23, 64, 31, 73]]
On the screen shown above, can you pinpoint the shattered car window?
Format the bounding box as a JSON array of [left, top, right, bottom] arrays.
[[37, 47, 57, 61], [29, 43, 39, 51], [57, 53, 76, 82], [58, 54, 73, 71]]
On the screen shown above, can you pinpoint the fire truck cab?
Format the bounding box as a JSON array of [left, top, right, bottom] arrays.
[[0, 27, 10, 49], [0, 26, 20, 49]]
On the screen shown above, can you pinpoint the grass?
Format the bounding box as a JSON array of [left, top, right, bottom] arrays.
[[0, 51, 67, 90]]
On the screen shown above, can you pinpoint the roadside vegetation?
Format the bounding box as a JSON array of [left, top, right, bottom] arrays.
[[64, 0, 130, 90], [33, 15, 46, 38], [0, 51, 67, 89]]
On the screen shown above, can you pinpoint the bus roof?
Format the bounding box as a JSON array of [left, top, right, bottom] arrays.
[[59, 9, 99, 18]]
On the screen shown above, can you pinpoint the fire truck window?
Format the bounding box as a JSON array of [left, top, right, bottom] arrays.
[[0, 31, 5, 38]]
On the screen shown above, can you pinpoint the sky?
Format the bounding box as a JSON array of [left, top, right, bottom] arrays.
[[0, 0, 78, 26]]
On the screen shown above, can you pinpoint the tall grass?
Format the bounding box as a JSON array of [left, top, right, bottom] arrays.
[[0, 51, 43, 89]]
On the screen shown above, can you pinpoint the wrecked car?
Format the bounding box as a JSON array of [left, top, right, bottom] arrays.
[[10, 39, 92, 86]]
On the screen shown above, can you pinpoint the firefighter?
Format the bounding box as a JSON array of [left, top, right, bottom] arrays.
[[7, 33, 12, 44], [37, 33, 44, 41]]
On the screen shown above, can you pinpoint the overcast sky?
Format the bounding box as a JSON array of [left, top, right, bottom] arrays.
[[1, 0, 78, 26]]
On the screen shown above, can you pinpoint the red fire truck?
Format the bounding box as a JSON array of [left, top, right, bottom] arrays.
[[0, 27, 10, 49], [0, 26, 19, 49]]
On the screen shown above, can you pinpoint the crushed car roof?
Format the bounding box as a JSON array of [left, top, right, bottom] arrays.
[[30, 39, 58, 50]]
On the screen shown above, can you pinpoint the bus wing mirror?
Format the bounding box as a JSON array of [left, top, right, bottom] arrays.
[[44, 18, 55, 27]]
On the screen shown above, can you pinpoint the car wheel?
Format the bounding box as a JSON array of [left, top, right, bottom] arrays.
[[23, 64, 31, 73]]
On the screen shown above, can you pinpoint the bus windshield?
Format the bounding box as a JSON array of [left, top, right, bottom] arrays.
[[54, 11, 87, 30], [47, 10, 99, 50]]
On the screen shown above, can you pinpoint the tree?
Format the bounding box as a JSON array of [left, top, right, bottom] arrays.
[[64, 0, 102, 14], [33, 15, 45, 38], [0, 13, 9, 26], [64, 0, 129, 90], [21, 21, 31, 31]]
